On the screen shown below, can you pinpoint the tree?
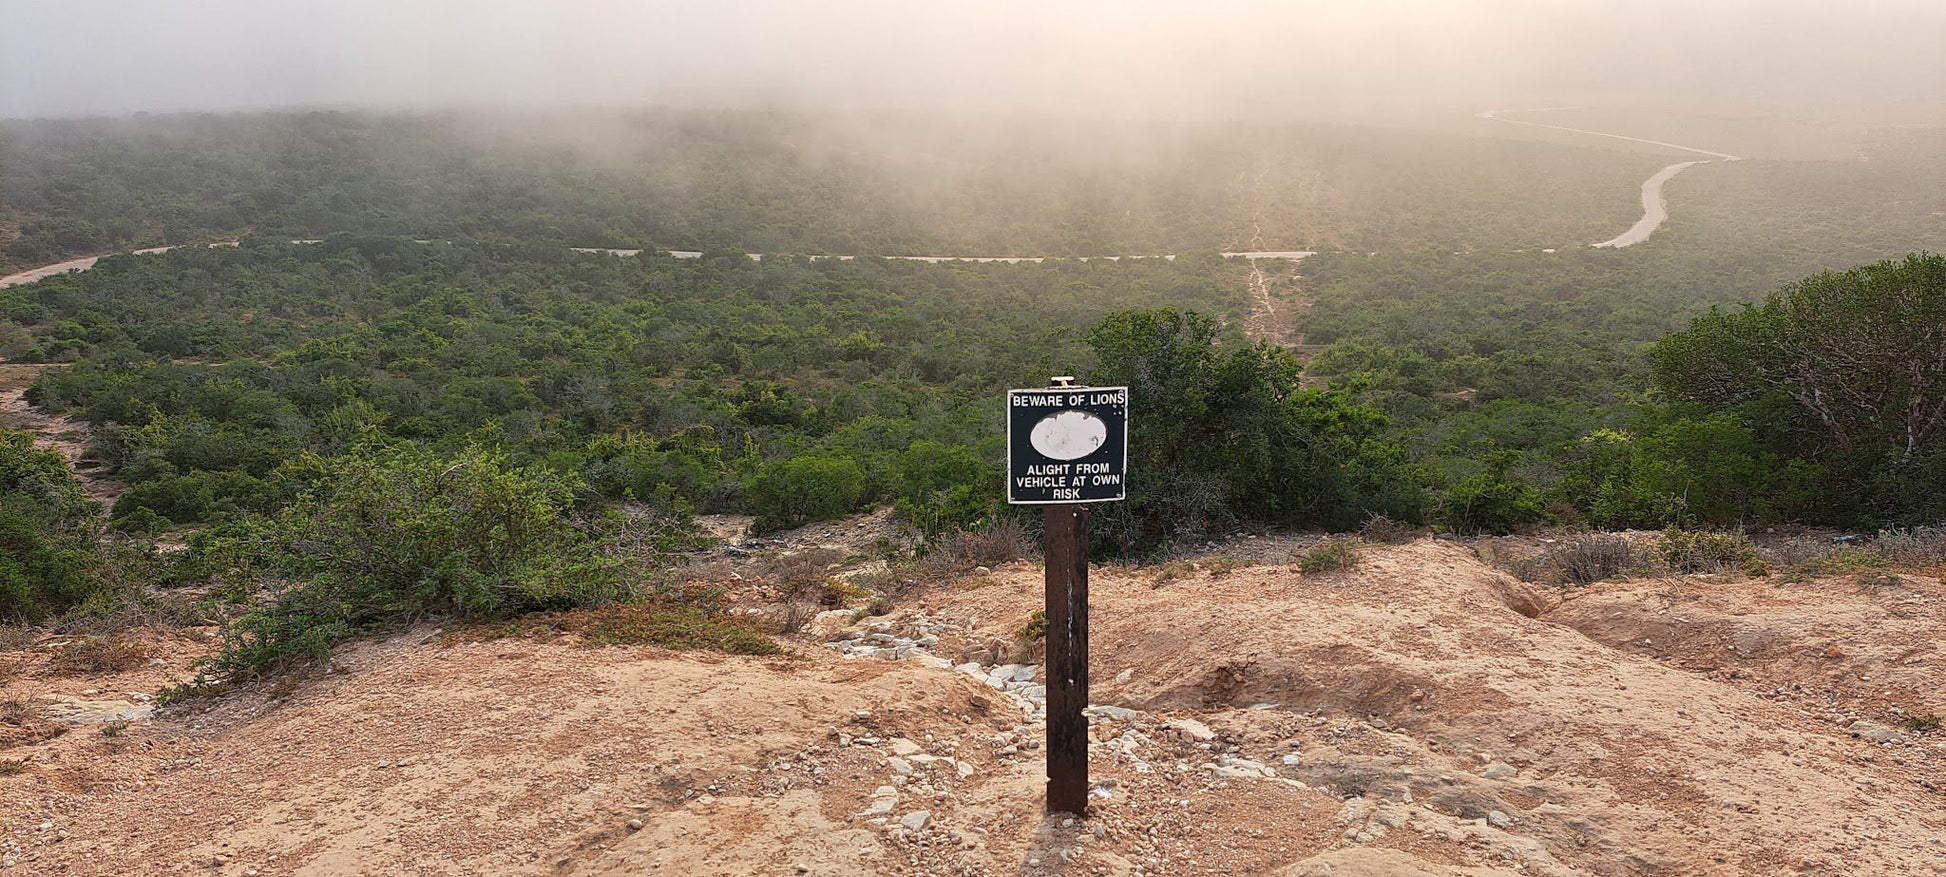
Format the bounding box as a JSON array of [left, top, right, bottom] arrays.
[[1650, 253, 1946, 525], [1083, 308, 1422, 554], [1652, 253, 1946, 460]]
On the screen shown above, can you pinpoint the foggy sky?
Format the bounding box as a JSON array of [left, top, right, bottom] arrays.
[[2, 0, 1942, 120]]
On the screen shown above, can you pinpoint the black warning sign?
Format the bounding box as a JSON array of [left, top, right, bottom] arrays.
[[1007, 385, 1129, 504]]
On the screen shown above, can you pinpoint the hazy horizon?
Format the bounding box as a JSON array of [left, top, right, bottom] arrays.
[[4, 0, 1943, 122]]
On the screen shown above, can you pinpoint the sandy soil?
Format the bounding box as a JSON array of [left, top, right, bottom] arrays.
[[3, 540, 1940, 875]]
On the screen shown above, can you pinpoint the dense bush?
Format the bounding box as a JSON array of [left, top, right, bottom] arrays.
[[202, 442, 629, 677], [745, 455, 869, 535], [0, 429, 103, 623], [891, 441, 1003, 541], [1083, 308, 1423, 555], [1647, 253, 1946, 527], [1434, 453, 1549, 536]]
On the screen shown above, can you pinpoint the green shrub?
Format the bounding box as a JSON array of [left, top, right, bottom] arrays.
[[1297, 539, 1361, 574], [1083, 308, 1423, 556], [1658, 528, 1763, 575], [892, 441, 1002, 541], [745, 455, 868, 534], [197, 442, 629, 680], [110, 469, 277, 526], [0, 429, 104, 623], [1017, 609, 1046, 642], [107, 506, 171, 537], [1436, 454, 1549, 536], [0, 506, 99, 623]]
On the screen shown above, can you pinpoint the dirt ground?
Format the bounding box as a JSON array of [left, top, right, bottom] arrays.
[[3, 538, 1942, 876]]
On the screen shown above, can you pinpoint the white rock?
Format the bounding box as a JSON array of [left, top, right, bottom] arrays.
[[1085, 705, 1140, 722], [900, 810, 932, 832], [859, 787, 900, 816], [1168, 719, 1217, 742], [887, 758, 913, 776], [889, 738, 923, 756], [805, 609, 857, 640], [30, 695, 154, 725], [1488, 810, 1514, 828]]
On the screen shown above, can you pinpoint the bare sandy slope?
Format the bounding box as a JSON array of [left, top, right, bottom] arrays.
[[3, 541, 1942, 875]]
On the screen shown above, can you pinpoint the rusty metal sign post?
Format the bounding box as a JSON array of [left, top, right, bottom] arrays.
[[1007, 378, 1128, 815]]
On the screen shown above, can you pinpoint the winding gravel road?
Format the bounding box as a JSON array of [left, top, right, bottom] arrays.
[[0, 108, 1743, 290], [1479, 107, 1742, 248]]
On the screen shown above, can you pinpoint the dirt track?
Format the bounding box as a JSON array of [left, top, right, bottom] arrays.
[[3, 540, 1941, 875]]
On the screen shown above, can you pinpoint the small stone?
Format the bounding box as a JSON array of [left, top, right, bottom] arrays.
[[627, 819, 645, 831], [1487, 810, 1514, 828], [1482, 763, 1517, 779], [900, 810, 932, 832], [889, 738, 924, 756], [887, 757, 913, 776]]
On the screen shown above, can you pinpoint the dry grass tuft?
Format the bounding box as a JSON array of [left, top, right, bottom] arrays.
[[45, 634, 157, 676], [1, 700, 67, 750], [472, 603, 784, 657]]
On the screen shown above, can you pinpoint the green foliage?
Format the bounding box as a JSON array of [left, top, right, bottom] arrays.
[[1435, 452, 1549, 536], [745, 455, 868, 534], [0, 505, 98, 624], [200, 442, 628, 679], [0, 429, 87, 511], [1297, 539, 1362, 574], [1017, 609, 1046, 642], [1083, 308, 1422, 555], [1650, 254, 1946, 526], [0, 429, 103, 623], [892, 441, 1002, 541]]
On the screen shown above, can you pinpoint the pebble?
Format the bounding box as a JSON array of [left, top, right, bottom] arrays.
[[900, 810, 932, 832]]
